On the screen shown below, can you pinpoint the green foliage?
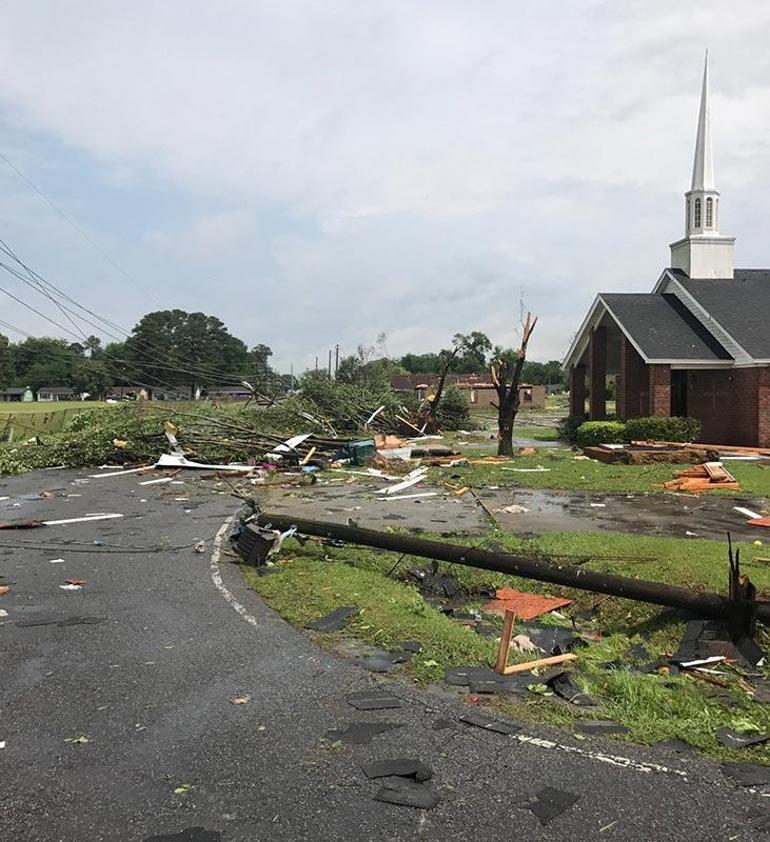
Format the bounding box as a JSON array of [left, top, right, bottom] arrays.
[[298, 375, 410, 431], [575, 420, 627, 446], [0, 333, 12, 389], [10, 336, 81, 392], [435, 385, 473, 430], [557, 414, 586, 443], [623, 416, 703, 443], [125, 309, 250, 391]]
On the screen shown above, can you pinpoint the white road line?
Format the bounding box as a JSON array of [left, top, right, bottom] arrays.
[[210, 516, 260, 628], [513, 733, 687, 778]]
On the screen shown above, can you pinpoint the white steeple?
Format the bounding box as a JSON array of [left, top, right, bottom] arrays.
[[691, 50, 715, 192], [670, 51, 735, 279]]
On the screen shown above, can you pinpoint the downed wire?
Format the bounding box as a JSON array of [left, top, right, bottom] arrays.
[[254, 513, 770, 626]]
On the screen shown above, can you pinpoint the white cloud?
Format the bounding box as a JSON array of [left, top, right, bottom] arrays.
[[0, 1, 768, 369]]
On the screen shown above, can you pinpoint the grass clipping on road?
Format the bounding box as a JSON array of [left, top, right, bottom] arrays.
[[243, 528, 770, 764]]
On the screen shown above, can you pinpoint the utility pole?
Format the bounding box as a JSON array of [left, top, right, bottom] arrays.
[[335, 344, 339, 378], [315, 355, 318, 372], [290, 363, 294, 392], [328, 348, 332, 379]]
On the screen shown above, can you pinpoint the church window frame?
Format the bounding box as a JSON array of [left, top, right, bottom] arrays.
[[694, 197, 702, 228], [706, 197, 713, 227]]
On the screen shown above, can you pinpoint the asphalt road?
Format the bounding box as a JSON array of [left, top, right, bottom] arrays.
[[2, 468, 769, 841]]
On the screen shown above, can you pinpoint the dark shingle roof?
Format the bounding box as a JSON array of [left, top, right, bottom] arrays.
[[600, 293, 732, 361], [671, 269, 770, 359]]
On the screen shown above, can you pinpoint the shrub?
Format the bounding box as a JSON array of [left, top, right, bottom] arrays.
[[558, 414, 587, 444], [576, 420, 627, 447], [623, 416, 702, 443], [435, 386, 473, 431]]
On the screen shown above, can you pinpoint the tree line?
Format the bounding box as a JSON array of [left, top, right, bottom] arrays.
[[0, 313, 563, 400], [0, 309, 281, 398]]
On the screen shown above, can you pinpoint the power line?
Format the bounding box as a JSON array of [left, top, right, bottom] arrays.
[[0, 149, 164, 308], [0, 243, 257, 387]]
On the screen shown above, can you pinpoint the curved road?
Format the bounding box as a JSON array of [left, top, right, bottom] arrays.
[[1, 468, 767, 840]]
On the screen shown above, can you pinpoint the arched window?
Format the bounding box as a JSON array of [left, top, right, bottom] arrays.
[[694, 198, 702, 228], [706, 197, 713, 227]]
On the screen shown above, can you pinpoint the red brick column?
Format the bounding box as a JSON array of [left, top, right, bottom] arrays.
[[759, 366, 770, 448], [618, 336, 644, 420], [589, 326, 606, 420], [648, 364, 671, 417], [569, 364, 586, 417]]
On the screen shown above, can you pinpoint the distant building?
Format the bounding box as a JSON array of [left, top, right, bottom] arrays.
[[37, 386, 78, 402], [0, 387, 27, 402], [391, 372, 545, 409], [207, 385, 252, 400]]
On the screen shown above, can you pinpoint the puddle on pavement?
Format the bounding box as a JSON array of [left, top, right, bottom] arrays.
[[481, 487, 768, 542]]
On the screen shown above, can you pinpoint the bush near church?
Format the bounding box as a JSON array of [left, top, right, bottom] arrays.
[[573, 416, 703, 447]]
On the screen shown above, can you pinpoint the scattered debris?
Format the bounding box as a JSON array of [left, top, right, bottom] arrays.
[[484, 587, 572, 621], [661, 462, 740, 493], [373, 779, 439, 809], [305, 606, 358, 632], [716, 728, 769, 749], [59, 584, 82, 591], [722, 761, 770, 787], [0, 585, 9, 597], [523, 786, 581, 826], [408, 563, 459, 599], [362, 758, 433, 781], [575, 720, 630, 736], [325, 722, 403, 745], [458, 711, 521, 735], [228, 694, 251, 705], [495, 504, 529, 515], [546, 670, 597, 706], [347, 690, 402, 710]]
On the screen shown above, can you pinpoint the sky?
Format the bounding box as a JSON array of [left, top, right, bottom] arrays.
[[1, 1, 770, 373]]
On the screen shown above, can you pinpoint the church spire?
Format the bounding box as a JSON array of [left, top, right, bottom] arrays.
[[691, 50, 715, 191], [669, 51, 735, 278]]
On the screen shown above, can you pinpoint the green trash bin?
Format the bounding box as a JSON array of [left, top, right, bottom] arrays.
[[347, 438, 377, 465]]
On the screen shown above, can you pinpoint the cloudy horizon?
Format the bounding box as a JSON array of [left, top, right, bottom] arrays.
[[1, 1, 769, 373]]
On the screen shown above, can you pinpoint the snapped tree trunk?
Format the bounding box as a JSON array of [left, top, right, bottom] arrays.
[[490, 312, 537, 457]]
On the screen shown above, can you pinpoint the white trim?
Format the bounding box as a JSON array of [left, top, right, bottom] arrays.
[[562, 295, 604, 369]]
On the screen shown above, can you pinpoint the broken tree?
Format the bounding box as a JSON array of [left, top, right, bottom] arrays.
[[490, 312, 538, 456]]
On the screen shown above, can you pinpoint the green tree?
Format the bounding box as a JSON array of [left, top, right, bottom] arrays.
[[0, 334, 12, 388], [125, 310, 250, 393], [72, 359, 110, 398], [11, 337, 78, 392], [450, 331, 492, 373]]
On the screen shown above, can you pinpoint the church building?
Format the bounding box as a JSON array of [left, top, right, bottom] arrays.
[[563, 54, 770, 448]]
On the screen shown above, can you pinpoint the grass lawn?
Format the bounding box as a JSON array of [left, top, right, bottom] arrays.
[[0, 402, 111, 436], [244, 526, 770, 763], [436, 446, 770, 498]]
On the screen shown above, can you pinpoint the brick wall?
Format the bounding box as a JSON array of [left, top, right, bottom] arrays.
[[648, 365, 671, 417], [618, 337, 648, 420], [687, 369, 759, 446], [589, 327, 607, 420], [569, 365, 586, 417], [757, 367, 770, 448]]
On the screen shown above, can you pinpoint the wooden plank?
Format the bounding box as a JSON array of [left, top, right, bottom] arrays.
[[502, 652, 577, 675], [494, 609, 516, 674], [636, 439, 770, 456], [300, 446, 317, 466]]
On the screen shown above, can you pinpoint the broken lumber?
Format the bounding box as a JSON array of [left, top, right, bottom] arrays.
[[503, 653, 578, 676]]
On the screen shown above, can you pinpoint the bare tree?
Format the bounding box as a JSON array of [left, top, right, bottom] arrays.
[[490, 312, 538, 456]]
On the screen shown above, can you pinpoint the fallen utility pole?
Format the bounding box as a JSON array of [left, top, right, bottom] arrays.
[[254, 513, 770, 628]]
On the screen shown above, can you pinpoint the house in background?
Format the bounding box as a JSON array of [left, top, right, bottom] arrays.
[[392, 372, 545, 410], [564, 54, 770, 448], [37, 386, 78, 402], [0, 387, 33, 402]]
